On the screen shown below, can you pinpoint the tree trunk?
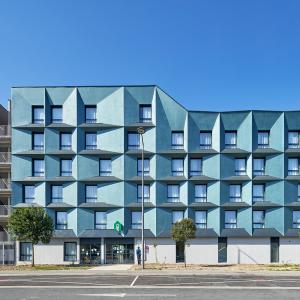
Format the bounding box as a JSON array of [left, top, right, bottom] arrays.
[[32, 244, 35, 267]]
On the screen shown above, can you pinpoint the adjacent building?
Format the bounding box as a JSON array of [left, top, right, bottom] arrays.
[[10, 85, 300, 265]]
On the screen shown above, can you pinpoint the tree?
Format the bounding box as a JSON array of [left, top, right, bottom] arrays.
[[8, 207, 54, 266], [171, 218, 196, 267]]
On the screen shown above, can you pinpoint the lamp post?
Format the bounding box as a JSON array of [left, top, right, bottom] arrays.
[[137, 126, 145, 269]]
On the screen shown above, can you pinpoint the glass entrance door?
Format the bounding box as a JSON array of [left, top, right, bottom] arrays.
[[80, 241, 101, 265], [106, 244, 134, 264]]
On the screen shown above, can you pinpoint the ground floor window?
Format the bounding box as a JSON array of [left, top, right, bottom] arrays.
[[176, 242, 184, 263], [270, 237, 279, 263], [64, 242, 77, 262], [20, 242, 32, 261], [218, 237, 227, 263]]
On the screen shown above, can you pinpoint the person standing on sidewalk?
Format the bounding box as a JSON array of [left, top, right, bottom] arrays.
[[136, 246, 141, 265]]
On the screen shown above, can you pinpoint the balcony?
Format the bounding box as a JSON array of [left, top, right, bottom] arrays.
[[0, 126, 11, 138]]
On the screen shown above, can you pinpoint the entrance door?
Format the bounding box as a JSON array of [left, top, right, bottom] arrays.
[[270, 237, 279, 263], [218, 237, 227, 263], [80, 241, 101, 265], [106, 244, 134, 264], [176, 242, 184, 263]]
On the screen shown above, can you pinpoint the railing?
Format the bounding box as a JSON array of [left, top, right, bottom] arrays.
[[0, 153, 11, 163], [0, 205, 9, 216], [0, 126, 11, 137], [0, 178, 11, 190]]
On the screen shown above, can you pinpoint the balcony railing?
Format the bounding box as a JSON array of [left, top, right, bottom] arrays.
[[0, 178, 11, 190], [0, 205, 10, 216], [0, 153, 11, 164], [0, 126, 11, 137]]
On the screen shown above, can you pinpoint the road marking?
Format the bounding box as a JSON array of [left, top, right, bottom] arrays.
[[79, 293, 126, 297], [130, 275, 139, 287], [78, 293, 176, 297]]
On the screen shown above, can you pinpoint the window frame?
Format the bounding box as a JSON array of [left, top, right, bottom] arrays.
[[85, 185, 98, 203], [137, 184, 150, 202], [99, 159, 112, 176], [293, 211, 300, 229], [32, 132, 44, 151], [288, 158, 299, 176], [64, 242, 77, 262], [172, 210, 184, 224], [51, 185, 63, 203], [171, 158, 184, 176], [195, 210, 207, 229], [199, 131, 212, 150], [171, 131, 184, 150], [32, 106, 44, 124], [137, 158, 150, 176], [288, 131, 300, 149], [23, 185, 35, 204], [195, 184, 207, 202], [51, 105, 63, 123], [60, 132, 72, 150], [229, 184, 242, 202], [56, 211, 68, 230], [224, 210, 237, 229], [19, 242, 33, 262], [235, 158, 246, 175], [85, 132, 97, 150], [257, 131, 270, 149], [252, 210, 265, 229], [225, 131, 237, 149], [190, 158, 202, 176], [167, 184, 180, 203], [139, 104, 152, 123], [131, 211, 142, 229], [32, 159, 44, 177], [85, 105, 97, 123], [253, 158, 265, 176], [252, 184, 265, 202], [60, 159, 72, 177], [95, 211, 107, 229], [127, 132, 140, 150]]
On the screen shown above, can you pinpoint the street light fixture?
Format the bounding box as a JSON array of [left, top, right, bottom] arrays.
[[137, 127, 145, 269]]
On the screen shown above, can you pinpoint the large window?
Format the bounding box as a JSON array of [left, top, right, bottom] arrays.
[[288, 131, 300, 149], [137, 158, 150, 176], [298, 184, 300, 202], [51, 106, 63, 123], [32, 106, 44, 124], [171, 131, 184, 150], [225, 211, 237, 228], [85, 133, 97, 150], [253, 184, 265, 202], [288, 158, 299, 176], [253, 211, 265, 229], [56, 212, 67, 230], [167, 184, 180, 202], [235, 158, 246, 175], [33, 133, 44, 151], [60, 133, 72, 150], [86, 185, 97, 202], [293, 211, 300, 228], [253, 158, 265, 176], [139, 105, 152, 123], [195, 211, 207, 229], [24, 186, 35, 203], [95, 212, 107, 229], [99, 159, 112, 176], [20, 242, 32, 261], [225, 131, 237, 149], [131, 211, 142, 229], [258, 131, 269, 148], [137, 184, 150, 202], [195, 184, 207, 202], [199, 131, 212, 149], [190, 158, 202, 176], [64, 242, 77, 262], [33, 159, 44, 177], [85, 106, 97, 123], [172, 211, 184, 224], [128, 133, 140, 150], [61, 159, 72, 176], [51, 185, 63, 203], [172, 159, 184, 176], [229, 185, 241, 202]]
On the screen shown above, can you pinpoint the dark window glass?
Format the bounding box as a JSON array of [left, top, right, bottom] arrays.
[[56, 212, 67, 229], [33, 133, 44, 150], [85, 106, 96, 123], [139, 105, 152, 123], [64, 242, 77, 262], [51, 106, 63, 123], [32, 106, 44, 124], [60, 133, 72, 150]]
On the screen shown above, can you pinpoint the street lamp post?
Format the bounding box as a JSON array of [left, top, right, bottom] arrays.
[[137, 127, 145, 269]]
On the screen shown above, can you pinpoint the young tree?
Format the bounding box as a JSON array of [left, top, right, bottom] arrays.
[[8, 207, 54, 266], [171, 218, 196, 267]]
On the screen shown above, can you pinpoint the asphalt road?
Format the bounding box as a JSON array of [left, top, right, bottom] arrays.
[[1, 274, 300, 299]]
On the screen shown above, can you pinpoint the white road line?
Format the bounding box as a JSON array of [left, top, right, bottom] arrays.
[[130, 275, 139, 287], [79, 293, 126, 297]]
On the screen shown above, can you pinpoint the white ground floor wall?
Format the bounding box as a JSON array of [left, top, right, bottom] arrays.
[[15, 237, 300, 265]]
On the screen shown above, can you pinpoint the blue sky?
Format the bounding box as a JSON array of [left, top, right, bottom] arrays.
[[1, 0, 300, 111]]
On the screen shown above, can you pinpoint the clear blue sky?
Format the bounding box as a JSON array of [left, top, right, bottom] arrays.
[[1, 0, 300, 111]]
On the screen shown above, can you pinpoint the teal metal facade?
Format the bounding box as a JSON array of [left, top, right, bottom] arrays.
[[10, 86, 300, 239]]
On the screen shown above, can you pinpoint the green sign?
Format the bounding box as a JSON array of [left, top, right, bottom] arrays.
[[114, 221, 123, 233]]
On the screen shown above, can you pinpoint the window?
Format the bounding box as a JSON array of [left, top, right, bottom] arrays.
[[131, 211, 142, 229], [190, 158, 202, 176], [20, 242, 32, 261], [137, 158, 150, 176], [172, 159, 184, 176], [288, 158, 299, 176], [85, 133, 97, 150], [33, 133, 44, 151], [61, 159, 72, 176], [253, 158, 265, 176], [64, 242, 77, 262], [171, 131, 184, 150], [253, 211, 265, 229], [200, 131, 212, 149], [235, 158, 246, 175], [128, 133, 140, 150], [293, 211, 300, 228], [32, 106, 44, 124], [167, 184, 180, 202], [95, 212, 107, 229], [51, 106, 63, 123], [139, 105, 152, 123], [288, 131, 300, 149], [33, 159, 44, 177], [51, 185, 63, 203], [225, 131, 237, 149], [229, 185, 241, 202], [195, 211, 207, 229], [172, 211, 184, 224], [195, 184, 207, 202], [56, 212, 67, 229], [137, 184, 150, 202], [258, 131, 269, 148], [253, 184, 265, 202], [225, 211, 237, 228], [298, 184, 300, 201], [85, 106, 97, 123], [99, 159, 112, 176], [86, 185, 97, 202], [60, 133, 72, 150], [24, 186, 35, 203]]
